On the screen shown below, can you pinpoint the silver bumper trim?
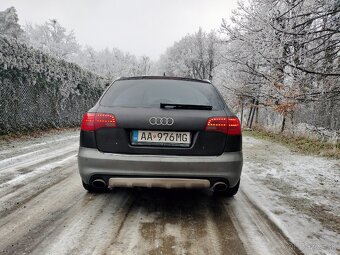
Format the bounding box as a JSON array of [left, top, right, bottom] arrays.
[[108, 177, 210, 189]]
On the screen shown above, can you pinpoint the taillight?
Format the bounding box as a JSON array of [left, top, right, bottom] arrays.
[[205, 117, 241, 135], [81, 113, 116, 131], [227, 117, 242, 135], [94, 113, 117, 129], [81, 113, 95, 131]]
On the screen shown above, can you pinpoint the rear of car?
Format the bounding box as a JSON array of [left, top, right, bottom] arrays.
[[78, 76, 242, 196]]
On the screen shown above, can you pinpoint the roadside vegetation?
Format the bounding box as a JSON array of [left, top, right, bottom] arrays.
[[0, 2, 339, 144], [244, 129, 340, 159]]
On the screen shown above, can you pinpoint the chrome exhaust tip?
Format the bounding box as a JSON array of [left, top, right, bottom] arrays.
[[91, 179, 107, 188], [212, 182, 228, 192]]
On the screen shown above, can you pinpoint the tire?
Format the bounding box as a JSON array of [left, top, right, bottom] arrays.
[[213, 180, 240, 197], [82, 181, 109, 193]]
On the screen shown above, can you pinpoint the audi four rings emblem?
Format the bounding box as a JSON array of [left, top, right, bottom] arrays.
[[149, 117, 174, 126]]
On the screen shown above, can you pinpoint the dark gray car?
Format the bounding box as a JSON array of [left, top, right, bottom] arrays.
[[78, 76, 242, 196]]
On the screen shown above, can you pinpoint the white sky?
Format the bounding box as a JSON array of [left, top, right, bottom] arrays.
[[0, 0, 238, 60]]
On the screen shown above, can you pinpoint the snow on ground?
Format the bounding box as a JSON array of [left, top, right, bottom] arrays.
[[0, 130, 339, 254], [242, 136, 340, 255], [0, 129, 78, 161], [0, 130, 79, 188]]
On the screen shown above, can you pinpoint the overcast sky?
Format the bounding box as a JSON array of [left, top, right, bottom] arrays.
[[0, 0, 238, 60]]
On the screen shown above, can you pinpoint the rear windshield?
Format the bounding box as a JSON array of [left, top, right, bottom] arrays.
[[100, 79, 224, 109]]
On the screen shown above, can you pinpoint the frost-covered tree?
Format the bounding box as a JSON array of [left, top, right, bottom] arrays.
[[23, 18, 154, 80], [73, 47, 154, 80], [158, 29, 220, 81], [219, 0, 340, 131], [0, 7, 23, 39], [25, 19, 80, 60], [136, 56, 152, 76]]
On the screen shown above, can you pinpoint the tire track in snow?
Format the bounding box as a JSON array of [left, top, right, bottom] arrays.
[[0, 141, 78, 186], [31, 190, 134, 255], [0, 130, 307, 255], [0, 139, 78, 172], [0, 135, 79, 157], [0, 148, 47, 168], [0, 173, 136, 255], [0, 172, 84, 255], [0, 155, 77, 219]]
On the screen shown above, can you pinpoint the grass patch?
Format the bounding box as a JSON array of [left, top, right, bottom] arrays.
[[244, 129, 340, 159]]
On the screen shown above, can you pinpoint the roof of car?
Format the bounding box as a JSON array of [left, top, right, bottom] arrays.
[[116, 76, 211, 84]]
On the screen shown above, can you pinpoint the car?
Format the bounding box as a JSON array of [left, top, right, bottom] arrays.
[[78, 76, 242, 196]]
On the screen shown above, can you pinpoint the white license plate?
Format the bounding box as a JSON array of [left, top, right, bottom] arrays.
[[131, 130, 191, 147]]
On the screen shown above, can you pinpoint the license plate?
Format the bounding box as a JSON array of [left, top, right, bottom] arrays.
[[131, 130, 191, 147]]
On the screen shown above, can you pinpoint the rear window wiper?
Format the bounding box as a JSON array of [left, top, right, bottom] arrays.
[[160, 103, 213, 110]]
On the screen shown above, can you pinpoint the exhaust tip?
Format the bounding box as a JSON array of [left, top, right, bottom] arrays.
[[213, 182, 228, 192], [92, 179, 107, 188]]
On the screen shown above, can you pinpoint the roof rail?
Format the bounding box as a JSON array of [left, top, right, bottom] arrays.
[[116, 76, 211, 84]]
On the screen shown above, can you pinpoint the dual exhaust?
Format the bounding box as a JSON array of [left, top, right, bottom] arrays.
[[91, 178, 228, 191], [91, 179, 107, 189], [212, 182, 228, 192]]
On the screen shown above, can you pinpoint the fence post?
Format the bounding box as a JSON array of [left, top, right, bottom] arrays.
[[247, 98, 255, 127], [249, 99, 259, 129], [240, 98, 244, 127]]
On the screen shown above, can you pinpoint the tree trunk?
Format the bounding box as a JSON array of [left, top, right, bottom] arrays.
[[281, 116, 286, 133]]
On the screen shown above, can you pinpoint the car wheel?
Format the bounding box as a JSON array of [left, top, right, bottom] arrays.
[[82, 181, 109, 193], [213, 180, 240, 197]]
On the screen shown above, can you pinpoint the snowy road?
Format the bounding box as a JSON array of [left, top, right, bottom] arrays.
[[0, 130, 338, 255]]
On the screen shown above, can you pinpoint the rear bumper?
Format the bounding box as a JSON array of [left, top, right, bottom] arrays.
[[78, 147, 243, 188]]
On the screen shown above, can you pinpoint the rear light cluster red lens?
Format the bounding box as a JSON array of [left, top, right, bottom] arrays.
[[81, 113, 116, 131], [205, 117, 241, 135]]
